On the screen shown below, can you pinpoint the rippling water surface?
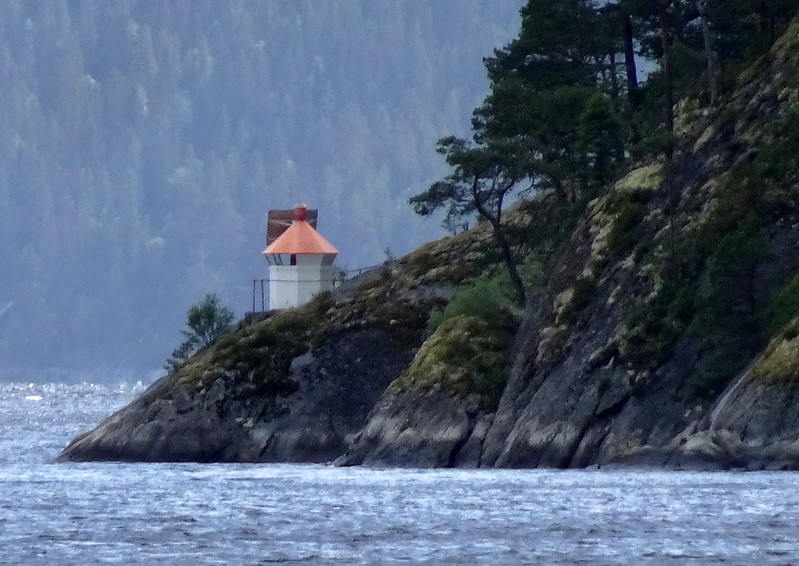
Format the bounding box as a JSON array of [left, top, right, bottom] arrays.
[[2, 381, 799, 565]]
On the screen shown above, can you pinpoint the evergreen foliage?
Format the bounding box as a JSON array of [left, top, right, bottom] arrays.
[[165, 293, 233, 372], [689, 215, 767, 397], [577, 93, 625, 192], [411, 0, 797, 317], [766, 272, 799, 339], [409, 136, 532, 304]]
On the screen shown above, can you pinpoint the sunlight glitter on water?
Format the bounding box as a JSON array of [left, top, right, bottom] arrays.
[[2, 382, 799, 565]]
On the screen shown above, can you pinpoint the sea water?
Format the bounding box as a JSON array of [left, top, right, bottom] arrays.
[[1, 381, 799, 565]]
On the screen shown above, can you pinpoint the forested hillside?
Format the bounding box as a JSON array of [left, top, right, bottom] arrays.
[[0, 0, 523, 372]]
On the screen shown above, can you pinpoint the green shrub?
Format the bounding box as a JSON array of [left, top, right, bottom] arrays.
[[690, 349, 746, 398], [557, 275, 597, 326], [606, 190, 651, 253], [719, 109, 799, 227], [630, 130, 675, 161], [765, 270, 799, 338], [425, 272, 517, 337], [621, 280, 695, 370], [409, 260, 539, 408], [391, 314, 510, 409]]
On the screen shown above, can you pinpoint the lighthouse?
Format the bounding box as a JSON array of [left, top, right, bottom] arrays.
[[262, 202, 338, 310]]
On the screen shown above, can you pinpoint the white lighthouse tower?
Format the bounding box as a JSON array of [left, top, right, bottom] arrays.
[[262, 202, 338, 310]]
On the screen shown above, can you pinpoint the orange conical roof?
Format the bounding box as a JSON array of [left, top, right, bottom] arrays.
[[263, 204, 338, 255]]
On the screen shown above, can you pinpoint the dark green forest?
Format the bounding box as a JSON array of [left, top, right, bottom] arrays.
[[0, 0, 524, 372], [412, 0, 799, 308]]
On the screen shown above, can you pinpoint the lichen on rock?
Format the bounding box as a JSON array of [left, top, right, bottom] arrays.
[[752, 318, 799, 383]]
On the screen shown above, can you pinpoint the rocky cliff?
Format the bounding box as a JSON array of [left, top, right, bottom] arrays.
[[58, 232, 488, 462], [60, 19, 799, 469]]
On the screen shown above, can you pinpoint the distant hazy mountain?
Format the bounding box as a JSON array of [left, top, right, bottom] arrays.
[[0, 0, 524, 371]]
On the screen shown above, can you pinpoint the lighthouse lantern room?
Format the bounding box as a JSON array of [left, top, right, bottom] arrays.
[[263, 202, 338, 310]]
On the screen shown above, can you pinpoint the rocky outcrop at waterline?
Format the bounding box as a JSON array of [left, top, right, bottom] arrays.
[[61, 18, 799, 469], [59, 325, 416, 463], [58, 234, 485, 463]]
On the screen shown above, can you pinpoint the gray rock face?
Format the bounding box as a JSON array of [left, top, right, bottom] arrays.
[[249, 328, 415, 463], [336, 387, 488, 468], [659, 375, 799, 470], [57, 376, 237, 462], [467, 223, 799, 470], [58, 329, 414, 463]]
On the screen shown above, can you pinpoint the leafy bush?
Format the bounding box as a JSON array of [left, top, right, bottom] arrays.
[[425, 270, 520, 337], [556, 275, 597, 326], [606, 190, 650, 253], [621, 279, 695, 370], [630, 130, 675, 161], [410, 260, 541, 408], [620, 234, 701, 370], [765, 270, 799, 338]]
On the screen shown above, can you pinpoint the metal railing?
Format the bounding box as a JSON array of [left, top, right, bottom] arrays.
[[251, 279, 268, 312]]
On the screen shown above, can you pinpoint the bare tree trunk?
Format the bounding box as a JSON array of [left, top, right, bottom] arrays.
[[490, 220, 527, 307], [471, 184, 527, 306], [550, 174, 570, 203], [621, 10, 639, 104], [609, 51, 620, 107], [696, 0, 719, 106], [619, 9, 642, 145], [659, 1, 674, 161]]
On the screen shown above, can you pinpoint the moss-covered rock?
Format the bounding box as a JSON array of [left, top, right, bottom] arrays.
[[389, 314, 509, 409], [752, 317, 799, 383]]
